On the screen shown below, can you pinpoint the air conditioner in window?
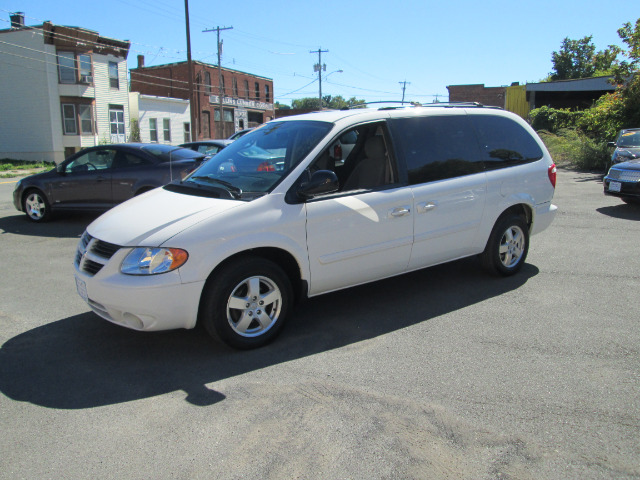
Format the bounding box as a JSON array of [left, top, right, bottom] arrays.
[[80, 75, 93, 84]]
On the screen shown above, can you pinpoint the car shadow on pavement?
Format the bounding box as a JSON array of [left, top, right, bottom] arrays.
[[597, 203, 640, 221], [0, 258, 538, 409], [0, 212, 100, 238]]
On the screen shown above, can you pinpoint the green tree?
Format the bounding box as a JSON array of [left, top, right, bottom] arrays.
[[291, 95, 365, 110], [550, 36, 619, 80]]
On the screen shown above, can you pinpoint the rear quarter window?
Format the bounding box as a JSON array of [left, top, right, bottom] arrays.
[[389, 115, 483, 185], [470, 115, 543, 170]]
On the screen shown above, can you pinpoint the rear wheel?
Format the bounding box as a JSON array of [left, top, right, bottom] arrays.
[[199, 257, 293, 349], [23, 189, 51, 222], [481, 214, 529, 276]]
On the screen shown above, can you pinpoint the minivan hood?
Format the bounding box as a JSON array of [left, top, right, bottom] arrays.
[[87, 187, 244, 246]]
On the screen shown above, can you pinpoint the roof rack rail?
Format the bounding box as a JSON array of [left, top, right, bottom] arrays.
[[343, 101, 501, 110]]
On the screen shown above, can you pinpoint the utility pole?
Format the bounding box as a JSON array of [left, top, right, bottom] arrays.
[[310, 48, 328, 110], [399, 80, 411, 104], [184, 0, 196, 141], [204, 25, 233, 138]]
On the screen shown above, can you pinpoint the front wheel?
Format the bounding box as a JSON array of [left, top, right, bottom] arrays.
[[199, 257, 293, 349], [481, 214, 529, 276], [23, 190, 51, 222]]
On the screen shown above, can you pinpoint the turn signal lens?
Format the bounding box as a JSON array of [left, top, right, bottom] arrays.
[[548, 164, 557, 188], [121, 247, 189, 275]]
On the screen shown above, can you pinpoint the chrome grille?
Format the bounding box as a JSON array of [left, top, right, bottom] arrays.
[[608, 169, 640, 182], [75, 231, 122, 277]]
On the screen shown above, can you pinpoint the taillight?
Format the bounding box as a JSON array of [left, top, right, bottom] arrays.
[[257, 162, 275, 172], [333, 144, 342, 159], [548, 164, 557, 188]]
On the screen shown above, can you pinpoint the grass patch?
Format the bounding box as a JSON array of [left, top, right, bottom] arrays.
[[537, 129, 612, 172], [0, 160, 54, 178]]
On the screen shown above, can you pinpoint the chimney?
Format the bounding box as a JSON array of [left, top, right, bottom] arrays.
[[10, 11, 25, 28], [137, 55, 145, 68]]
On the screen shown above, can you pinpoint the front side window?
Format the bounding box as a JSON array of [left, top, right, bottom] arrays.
[[163, 118, 171, 142], [109, 62, 119, 89], [390, 115, 483, 184], [65, 149, 116, 174], [58, 52, 76, 84], [470, 115, 543, 170], [149, 118, 158, 142]]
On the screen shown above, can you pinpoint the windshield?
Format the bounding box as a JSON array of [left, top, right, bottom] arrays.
[[618, 130, 640, 148], [141, 144, 205, 162], [184, 120, 332, 196]]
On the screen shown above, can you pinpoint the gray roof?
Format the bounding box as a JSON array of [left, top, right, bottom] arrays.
[[527, 76, 616, 92]]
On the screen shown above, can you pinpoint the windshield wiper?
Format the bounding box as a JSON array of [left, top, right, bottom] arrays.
[[188, 176, 243, 199]]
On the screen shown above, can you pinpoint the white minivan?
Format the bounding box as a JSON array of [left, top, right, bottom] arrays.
[[74, 104, 557, 349]]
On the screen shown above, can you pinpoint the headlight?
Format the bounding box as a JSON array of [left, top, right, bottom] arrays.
[[121, 247, 188, 275]]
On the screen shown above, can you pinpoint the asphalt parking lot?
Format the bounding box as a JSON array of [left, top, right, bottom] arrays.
[[1, 169, 639, 479]]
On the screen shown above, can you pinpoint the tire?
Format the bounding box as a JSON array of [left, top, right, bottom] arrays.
[[23, 189, 52, 222], [481, 214, 529, 276], [199, 257, 293, 349]]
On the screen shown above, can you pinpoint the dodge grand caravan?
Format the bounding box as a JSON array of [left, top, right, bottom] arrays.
[[74, 104, 557, 349]]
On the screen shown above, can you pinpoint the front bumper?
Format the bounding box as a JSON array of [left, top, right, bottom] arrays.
[[74, 237, 204, 332], [603, 171, 640, 199]]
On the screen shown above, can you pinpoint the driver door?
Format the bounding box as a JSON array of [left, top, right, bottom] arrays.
[[49, 148, 115, 208]]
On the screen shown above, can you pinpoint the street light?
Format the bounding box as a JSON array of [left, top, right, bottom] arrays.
[[319, 69, 343, 109]]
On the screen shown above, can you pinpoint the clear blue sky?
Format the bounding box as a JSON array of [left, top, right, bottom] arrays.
[[2, 0, 638, 105]]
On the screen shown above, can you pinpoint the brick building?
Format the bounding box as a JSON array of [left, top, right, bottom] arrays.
[[446, 84, 506, 108], [130, 56, 274, 140]]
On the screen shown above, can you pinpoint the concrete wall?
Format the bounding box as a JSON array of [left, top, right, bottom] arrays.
[[131, 93, 191, 144]]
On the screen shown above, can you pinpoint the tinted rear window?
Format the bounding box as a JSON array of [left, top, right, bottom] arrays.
[[390, 115, 483, 184], [469, 115, 543, 169], [141, 145, 204, 162]]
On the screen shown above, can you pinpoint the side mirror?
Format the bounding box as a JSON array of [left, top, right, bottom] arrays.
[[56, 163, 66, 175], [608, 142, 616, 148], [297, 170, 339, 199]]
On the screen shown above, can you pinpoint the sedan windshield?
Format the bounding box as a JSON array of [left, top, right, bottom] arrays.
[[618, 130, 640, 147], [184, 120, 332, 195]]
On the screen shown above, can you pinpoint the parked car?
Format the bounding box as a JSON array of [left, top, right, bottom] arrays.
[[74, 105, 557, 349], [228, 128, 253, 141], [608, 128, 640, 165], [179, 139, 232, 156], [603, 159, 640, 204], [14, 144, 206, 222]]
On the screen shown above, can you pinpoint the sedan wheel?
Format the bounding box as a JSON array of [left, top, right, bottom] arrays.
[[226, 275, 283, 337], [23, 190, 51, 222]]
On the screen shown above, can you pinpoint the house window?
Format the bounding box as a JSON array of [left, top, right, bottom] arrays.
[[149, 118, 158, 142], [163, 118, 171, 142], [109, 107, 125, 136], [62, 104, 77, 134], [205, 72, 212, 94], [183, 122, 191, 143], [254, 82, 260, 100], [78, 54, 92, 83], [233, 77, 238, 97], [61, 103, 94, 135], [244, 80, 249, 99], [265, 85, 270, 103], [58, 52, 76, 83], [109, 62, 119, 89]]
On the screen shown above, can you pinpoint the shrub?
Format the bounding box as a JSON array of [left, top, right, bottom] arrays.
[[529, 106, 583, 132], [538, 129, 611, 171]]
